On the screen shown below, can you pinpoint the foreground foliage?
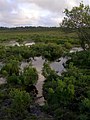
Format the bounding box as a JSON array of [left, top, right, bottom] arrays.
[[43, 50, 90, 120], [61, 2, 90, 49], [0, 24, 90, 119]]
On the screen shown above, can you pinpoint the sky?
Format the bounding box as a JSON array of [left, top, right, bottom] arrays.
[[0, 0, 90, 27]]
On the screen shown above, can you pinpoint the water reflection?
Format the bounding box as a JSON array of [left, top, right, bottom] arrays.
[[30, 56, 68, 105], [31, 57, 45, 73], [31, 56, 68, 75], [50, 57, 68, 75], [31, 57, 45, 105], [0, 46, 83, 105]]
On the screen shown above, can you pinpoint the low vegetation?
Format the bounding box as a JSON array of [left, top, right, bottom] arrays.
[[43, 50, 90, 120], [0, 2, 90, 120]]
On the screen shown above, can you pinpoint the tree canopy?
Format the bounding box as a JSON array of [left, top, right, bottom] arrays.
[[61, 2, 90, 49]]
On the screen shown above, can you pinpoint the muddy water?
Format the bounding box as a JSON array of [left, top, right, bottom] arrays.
[[31, 56, 69, 105], [2, 41, 35, 47], [35, 74, 45, 105], [20, 57, 45, 105], [31, 57, 45, 106], [19, 56, 70, 105], [30, 47, 83, 105], [0, 46, 83, 106], [50, 57, 68, 75]]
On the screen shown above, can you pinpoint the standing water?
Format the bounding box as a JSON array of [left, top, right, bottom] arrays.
[[0, 46, 83, 106], [31, 56, 68, 105], [50, 57, 68, 75], [31, 47, 83, 105], [3, 40, 35, 47], [31, 57, 45, 106], [20, 57, 45, 106]]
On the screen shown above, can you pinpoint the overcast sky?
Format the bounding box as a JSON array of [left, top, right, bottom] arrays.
[[0, 0, 90, 27]]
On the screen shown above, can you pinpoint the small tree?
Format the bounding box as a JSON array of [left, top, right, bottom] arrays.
[[61, 2, 90, 50]]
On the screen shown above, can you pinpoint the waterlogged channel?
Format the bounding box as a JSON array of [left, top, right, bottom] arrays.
[[0, 42, 83, 105], [20, 57, 45, 105], [32, 57, 69, 105], [20, 56, 69, 105], [31, 57, 45, 105], [20, 47, 83, 105]]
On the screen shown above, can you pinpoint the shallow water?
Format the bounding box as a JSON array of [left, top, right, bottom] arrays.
[[31, 57, 45, 105], [20, 57, 45, 105], [70, 47, 83, 53], [31, 57, 45, 73], [30, 56, 68, 105], [0, 46, 83, 105], [30, 47, 83, 105], [50, 57, 68, 75], [20, 56, 68, 105], [2, 40, 35, 47], [35, 73, 45, 106]]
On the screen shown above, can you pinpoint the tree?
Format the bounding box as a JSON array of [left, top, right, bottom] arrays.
[[61, 2, 90, 50]]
